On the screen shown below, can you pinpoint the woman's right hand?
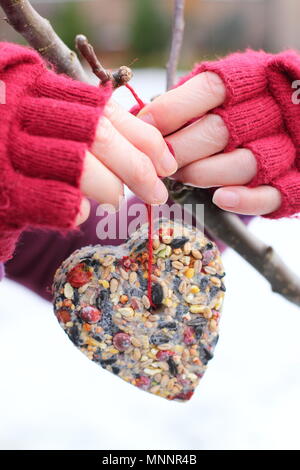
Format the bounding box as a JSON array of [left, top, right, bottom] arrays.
[[78, 99, 178, 224]]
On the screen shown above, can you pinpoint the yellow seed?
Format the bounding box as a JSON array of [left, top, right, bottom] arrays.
[[190, 285, 200, 294], [162, 297, 173, 307], [98, 279, 109, 288], [185, 268, 195, 279], [190, 304, 206, 314]]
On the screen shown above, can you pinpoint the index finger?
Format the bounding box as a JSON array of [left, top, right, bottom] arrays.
[[137, 71, 226, 136]]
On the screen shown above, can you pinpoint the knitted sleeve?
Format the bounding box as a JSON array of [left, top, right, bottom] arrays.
[[177, 49, 300, 219], [0, 42, 112, 262]]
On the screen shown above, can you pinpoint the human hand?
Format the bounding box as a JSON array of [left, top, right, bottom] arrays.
[[137, 71, 282, 216], [77, 99, 178, 224]]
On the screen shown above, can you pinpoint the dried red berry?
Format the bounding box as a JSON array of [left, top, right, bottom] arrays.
[[172, 390, 194, 401], [156, 350, 175, 361], [183, 327, 196, 345], [81, 306, 101, 324], [135, 376, 151, 389], [120, 256, 133, 271], [113, 332, 131, 351], [57, 309, 71, 324], [67, 263, 92, 288]]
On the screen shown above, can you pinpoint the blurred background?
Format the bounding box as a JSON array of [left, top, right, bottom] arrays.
[[2, 0, 300, 69], [1, 0, 300, 451]]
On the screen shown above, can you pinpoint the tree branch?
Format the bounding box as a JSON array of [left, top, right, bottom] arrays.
[[166, 0, 185, 90], [75, 34, 133, 88], [0, 0, 88, 82], [165, 1, 300, 307]]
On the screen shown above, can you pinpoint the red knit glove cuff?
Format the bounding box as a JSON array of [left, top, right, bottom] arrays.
[[8, 69, 112, 228], [266, 170, 300, 218]]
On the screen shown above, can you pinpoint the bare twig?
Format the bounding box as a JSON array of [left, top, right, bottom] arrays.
[[0, 0, 88, 82], [75, 34, 133, 88], [166, 0, 185, 90], [165, 1, 300, 307]]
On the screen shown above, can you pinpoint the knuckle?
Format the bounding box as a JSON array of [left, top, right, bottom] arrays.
[[132, 155, 154, 188], [206, 114, 229, 144], [203, 71, 226, 100], [143, 125, 165, 154], [242, 149, 257, 176], [96, 116, 115, 147]]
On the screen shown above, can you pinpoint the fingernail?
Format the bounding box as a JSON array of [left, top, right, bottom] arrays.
[[153, 180, 169, 204], [137, 109, 156, 126], [161, 148, 178, 175], [213, 189, 239, 208]]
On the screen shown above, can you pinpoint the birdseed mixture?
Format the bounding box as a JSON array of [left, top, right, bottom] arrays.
[[52, 219, 225, 401]]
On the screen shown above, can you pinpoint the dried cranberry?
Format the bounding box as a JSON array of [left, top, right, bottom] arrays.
[[81, 306, 101, 324], [183, 327, 196, 345], [135, 376, 151, 389], [158, 227, 173, 240], [67, 263, 92, 288], [156, 350, 175, 361], [57, 309, 71, 323], [120, 256, 133, 271], [113, 332, 131, 351], [173, 390, 194, 401]]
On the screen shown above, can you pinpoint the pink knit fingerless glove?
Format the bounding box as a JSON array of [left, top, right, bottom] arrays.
[[178, 49, 300, 218], [0, 43, 112, 262]]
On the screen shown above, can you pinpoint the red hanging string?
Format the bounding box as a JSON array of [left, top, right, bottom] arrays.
[[125, 83, 156, 307]]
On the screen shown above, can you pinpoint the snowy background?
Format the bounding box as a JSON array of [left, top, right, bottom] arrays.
[[0, 71, 300, 450]]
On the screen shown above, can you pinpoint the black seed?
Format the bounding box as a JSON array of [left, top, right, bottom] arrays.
[[175, 304, 189, 320], [73, 288, 79, 305], [151, 283, 163, 307], [173, 276, 182, 294], [216, 272, 226, 279], [137, 270, 148, 290], [210, 285, 220, 300], [167, 357, 178, 376], [210, 334, 219, 348], [205, 242, 214, 250], [150, 333, 170, 345], [158, 321, 177, 330], [170, 237, 189, 249], [100, 357, 117, 367], [97, 289, 109, 306], [199, 345, 214, 365], [112, 366, 120, 375], [134, 241, 147, 253], [165, 259, 172, 272], [199, 276, 209, 292], [68, 325, 80, 345], [187, 317, 207, 327], [124, 286, 143, 298], [194, 326, 203, 340], [220, 283, 226, 292]]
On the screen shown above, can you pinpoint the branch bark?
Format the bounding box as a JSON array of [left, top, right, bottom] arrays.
[[166, 0, 185, 90], [165, 1, 300, 307], [75, 34, 133, 88], [0, 0, 88, 82]]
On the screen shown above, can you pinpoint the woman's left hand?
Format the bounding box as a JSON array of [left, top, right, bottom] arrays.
[[137, 71, 281, 216]]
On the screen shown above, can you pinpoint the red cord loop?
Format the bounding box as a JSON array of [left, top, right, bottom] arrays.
[[125, 84, 155, 307]]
